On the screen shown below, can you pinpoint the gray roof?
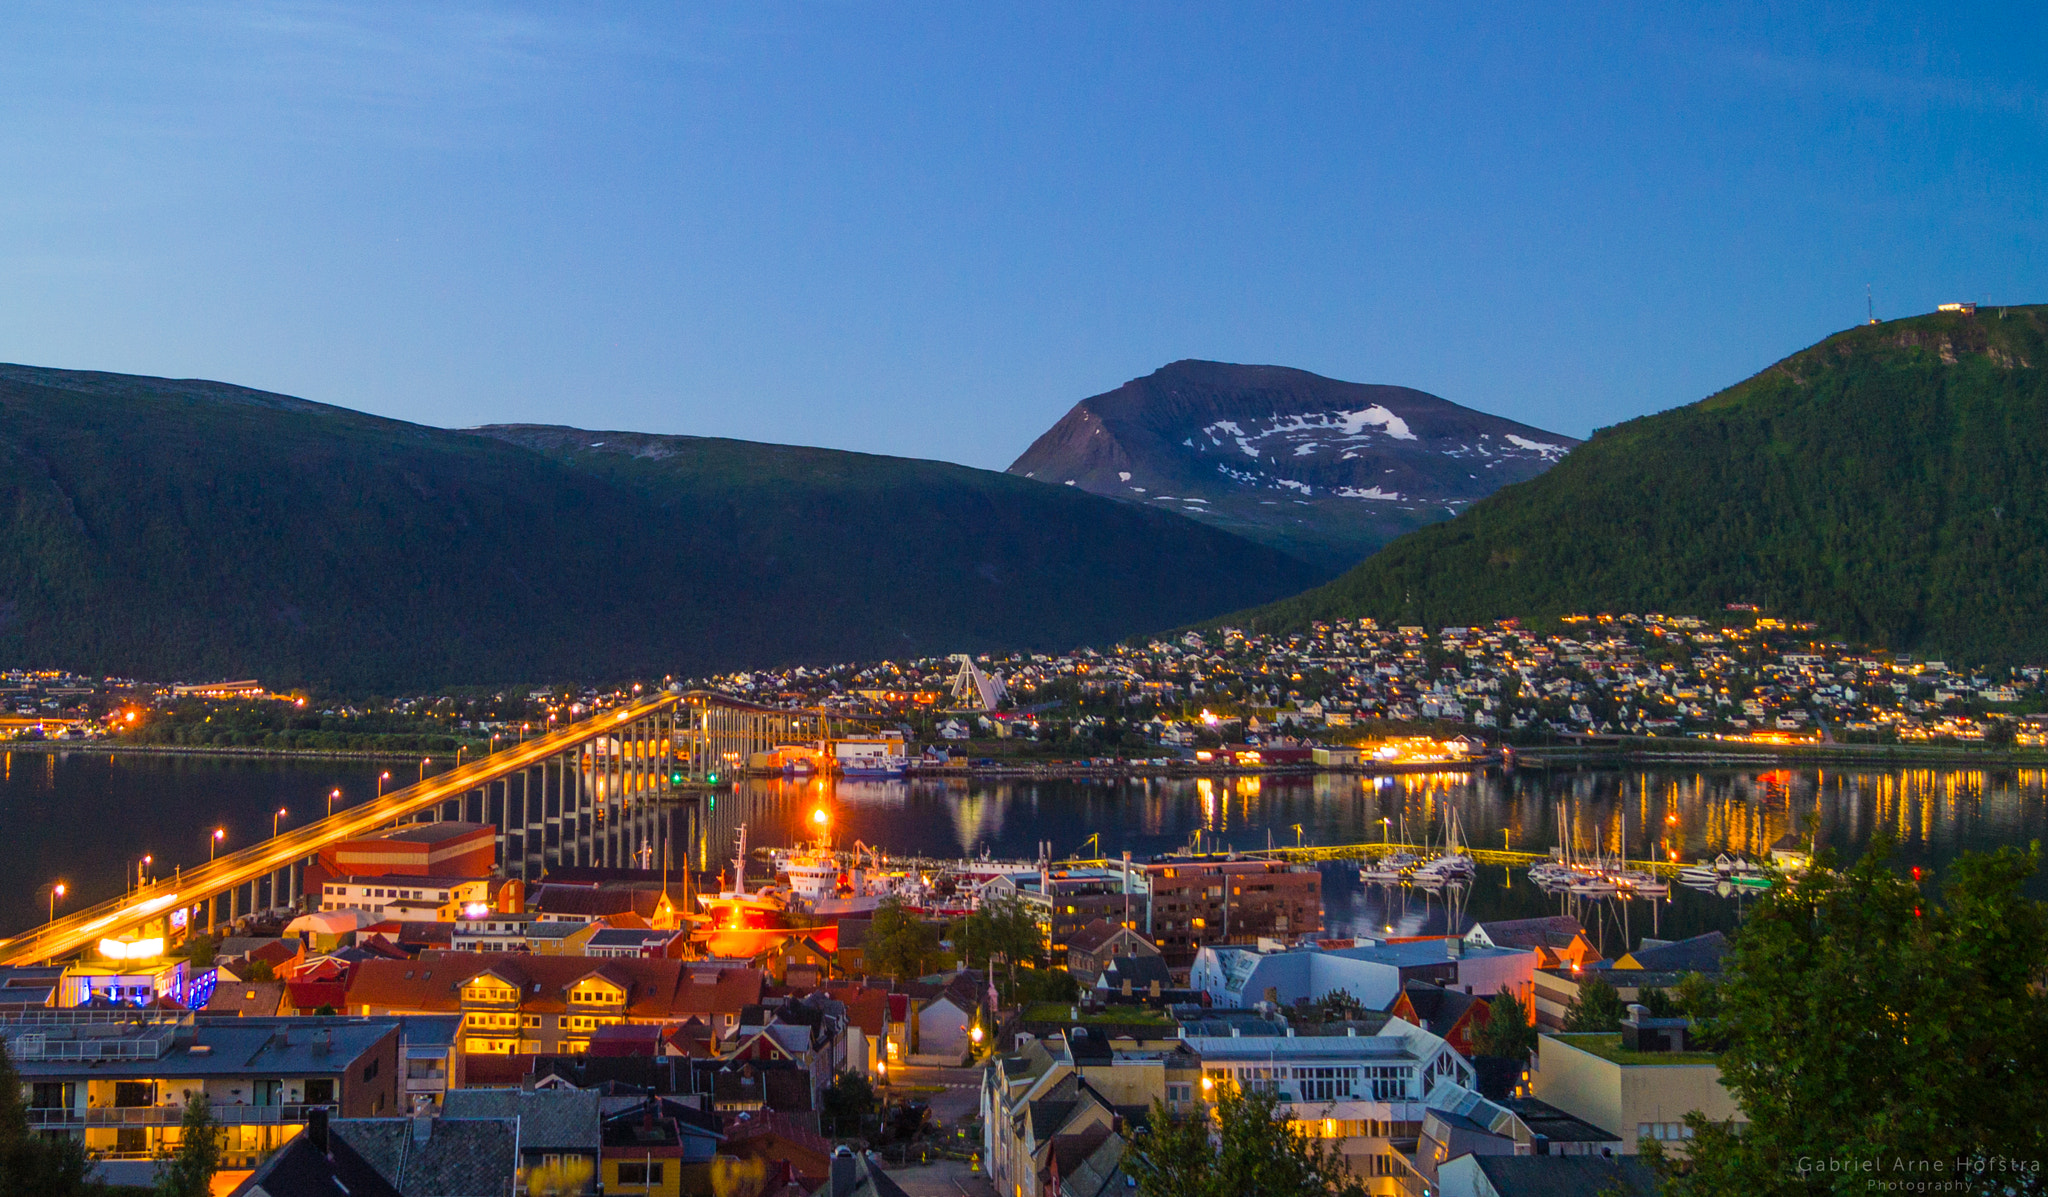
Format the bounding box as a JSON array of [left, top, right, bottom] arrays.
[[1469, 1154, 1660, 1197], [330, 1117, 520, 1197], [6, 1016, 394, 1080], [440, 1087, 601, 1153], [398, 1015, 464, 1054]]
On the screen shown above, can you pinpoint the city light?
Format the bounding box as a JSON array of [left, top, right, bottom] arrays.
[[97, 936, 164, 960]]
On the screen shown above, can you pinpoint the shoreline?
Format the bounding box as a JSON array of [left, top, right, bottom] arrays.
[[8, 737, 2046, 776]]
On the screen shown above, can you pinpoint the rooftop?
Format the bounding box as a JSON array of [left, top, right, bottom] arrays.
[[1545, 1032, 1720, 1067]]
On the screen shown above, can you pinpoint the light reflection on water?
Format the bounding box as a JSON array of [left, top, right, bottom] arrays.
[[710, 766, 2048, 950], [4, 753, 2042, 953]]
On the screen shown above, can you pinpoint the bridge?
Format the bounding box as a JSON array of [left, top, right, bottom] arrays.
[[0, 689, 840, 966]]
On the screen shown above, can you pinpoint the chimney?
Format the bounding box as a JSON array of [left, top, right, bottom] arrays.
[[831, 1146, 856, 1196], [411, 1110, 432, 1144], [307, 1107, 329, 1154]]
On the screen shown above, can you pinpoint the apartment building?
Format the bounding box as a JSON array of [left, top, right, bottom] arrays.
[[1143, 857, 1321, 965], [347, 954, 764, 1056], [3, 1010, 399, 1172]]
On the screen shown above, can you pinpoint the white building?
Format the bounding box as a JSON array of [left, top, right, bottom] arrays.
[[1185, 1018, 1477, 1186]]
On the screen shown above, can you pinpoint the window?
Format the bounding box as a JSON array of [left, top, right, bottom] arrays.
[[304, 1079, 335, 1105], [1639, 1122, 1695, 1142], [618, 1162, 665, 1185], [362, 1059, 379, 1082]]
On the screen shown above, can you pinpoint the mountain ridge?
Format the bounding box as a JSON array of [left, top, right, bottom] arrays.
[[0, 364, 1321, 689], [1008, 359, 1577, 571]]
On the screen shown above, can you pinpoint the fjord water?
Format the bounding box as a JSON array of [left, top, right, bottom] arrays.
[[5, 752, 2044, 955]]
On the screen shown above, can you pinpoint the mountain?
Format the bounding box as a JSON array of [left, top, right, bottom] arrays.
[[1238, 305, 2048, 663], [0, 364, 1322, 690], [1008, 360, 1578, 573]]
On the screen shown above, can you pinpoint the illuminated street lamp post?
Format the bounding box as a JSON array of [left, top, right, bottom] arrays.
[[46, 882, 64, 922], [273, 808, 288, 838], [1292, 823, 1304, 849], [328, 789, 342, 817], [133, 855, 152, 894], [210, 829, 225, 862], [377, 771, 391, 798], [419, 757, 431, 782]]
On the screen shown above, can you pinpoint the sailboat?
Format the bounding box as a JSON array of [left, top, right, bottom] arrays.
[[1411, 806, 1477, 885]]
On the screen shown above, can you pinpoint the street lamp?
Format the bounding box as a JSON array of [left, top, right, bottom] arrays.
[[419, 757, 431, 782], [273, 808, 288, 838], [1378, 817, 1392, 845], [328, 789, 342, 817], [134, 855, 153, 893], [1292, 823, 1304, 849], [377, 771, 391, 797], [210, 829, 225, 862], [46, 882, 64, 922]]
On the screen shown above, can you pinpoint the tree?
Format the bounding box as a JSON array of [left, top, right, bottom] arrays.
[[820, 1071, 876, 1138], [1655, 838, 2048, 1196], [864, 899, 942, 981], [1127, 1083, 1367, 1197], [154, 1093, 222, 1197], [1312, 989, 1366, 1023], [1562, 974, 1625, 1032], [0, 1039, 95, 1197], [950, 897, 1045, 969], [1470, 985, 1538, 1061], [182, 934, 216, 969]]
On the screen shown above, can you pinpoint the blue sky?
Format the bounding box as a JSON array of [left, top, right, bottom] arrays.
[[1, 3, 2041, 468]]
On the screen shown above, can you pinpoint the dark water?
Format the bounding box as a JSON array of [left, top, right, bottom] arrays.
[[4, 753, 2045, 958]]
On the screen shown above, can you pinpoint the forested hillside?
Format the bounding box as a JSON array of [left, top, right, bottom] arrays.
[[0, 365, 1320, 690], [1239, 306, 2048, 664]]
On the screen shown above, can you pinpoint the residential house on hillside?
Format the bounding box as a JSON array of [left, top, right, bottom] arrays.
[[982, 1028, 1198, 1197], [1064, 918, 1162, 986], [1461, 917, 1601, 972]]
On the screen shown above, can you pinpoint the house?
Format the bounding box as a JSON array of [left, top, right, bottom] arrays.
[[318, 875, 491, 923], [725, 1109, 835, 1188], [599, 1093, 725, 1197], [441, 1087, 603, 1179], [1094, 955, 1174, 999], [1064, 918, 1163, 987], [1389, 981, 1491, 1058], [232, 1107, 517, 1197], [911, 993, 977, 1066], [981, 1029, 1197, 1197], [987, 868, 1147, 960], [1461, 917, 1601, 972], [205, 980, 286, 1018], [1613, 931, 1730, 974], [1531, 1020, 1742, 1154], [1532, 950, 1712, 1032], [4, 1010, 400, 1178]]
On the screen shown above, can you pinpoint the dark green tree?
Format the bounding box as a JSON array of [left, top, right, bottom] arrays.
[[950, 897, 1045, 970], [153, 1094, 222, 1197], [1470, 986, 1539, 1060], [1562, 975, 1625, 1032], [1127, 1083, 1367, 1197], [0, 1039, 96, 1197], [820, 1071, 876, 1138], [1655, 838, 2048, 1196], [864, 900, 942, 981]]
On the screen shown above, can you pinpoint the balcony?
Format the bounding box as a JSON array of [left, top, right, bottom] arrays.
[[28, 1103, 338, 1128]]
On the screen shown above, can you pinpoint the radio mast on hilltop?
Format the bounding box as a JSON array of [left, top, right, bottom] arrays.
[[1868, 284, 1878, 325]]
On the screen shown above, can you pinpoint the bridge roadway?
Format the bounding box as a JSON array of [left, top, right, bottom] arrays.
[[0, 693, 682, 968]]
